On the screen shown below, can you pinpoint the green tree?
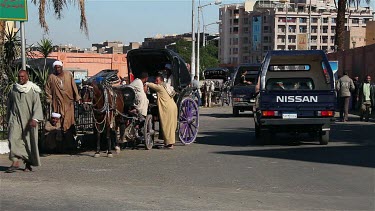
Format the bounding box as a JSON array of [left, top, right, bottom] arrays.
[[31, 0, 88, 35], [36, 38, 53, 71], [174, 40, 219, 78]]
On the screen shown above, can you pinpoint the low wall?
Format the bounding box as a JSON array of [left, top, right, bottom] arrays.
[[327, 44, 375, 80], [31, 52, 128, 78]]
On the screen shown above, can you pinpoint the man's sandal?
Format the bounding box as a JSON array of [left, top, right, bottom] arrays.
[[5, 165, 19, 173]]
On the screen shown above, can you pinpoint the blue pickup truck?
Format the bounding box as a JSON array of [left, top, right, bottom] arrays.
[[231, 64, 261, 116], [254, 50, 336, 145]]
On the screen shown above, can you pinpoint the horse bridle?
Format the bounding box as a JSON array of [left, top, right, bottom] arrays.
[[81, 84, 94, 105]]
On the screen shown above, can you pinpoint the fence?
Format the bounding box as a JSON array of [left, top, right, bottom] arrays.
[[0, 95, 94, 141]]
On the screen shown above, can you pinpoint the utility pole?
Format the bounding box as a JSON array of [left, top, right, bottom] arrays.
[[308, 0, 312, 50], [191, 0, 196, 81]]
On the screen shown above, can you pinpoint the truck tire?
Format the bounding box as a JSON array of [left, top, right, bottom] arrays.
[[255, 123, 260, 139], [260, 129, 272, 145], [233, 107, 239, 116], [319, 130, 329, 145]]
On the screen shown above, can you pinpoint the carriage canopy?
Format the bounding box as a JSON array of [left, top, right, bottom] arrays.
[[127, 49, 191, 90]]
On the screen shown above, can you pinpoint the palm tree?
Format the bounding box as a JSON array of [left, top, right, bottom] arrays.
[[36, 38, 53, 71], [335, 0, 372, 51], [31, 0, 88, 35]]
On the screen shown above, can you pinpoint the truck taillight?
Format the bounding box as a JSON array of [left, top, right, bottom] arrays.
[[262, 110, 278, 117], [317, 110, 334, 117]]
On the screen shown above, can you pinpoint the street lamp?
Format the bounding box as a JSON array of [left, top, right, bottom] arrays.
[[197, 0, 221, 81], [203, 21, 221, 47]]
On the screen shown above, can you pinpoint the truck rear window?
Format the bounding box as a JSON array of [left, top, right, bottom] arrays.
[[269, 65, 310, 71], [266, 78, 315, 91]]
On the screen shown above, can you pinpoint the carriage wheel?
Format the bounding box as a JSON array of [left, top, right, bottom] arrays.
[[178, 97, 199, 145], [144, 114, 154, 150]]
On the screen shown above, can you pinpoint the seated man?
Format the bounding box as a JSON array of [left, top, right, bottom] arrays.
[[44, 112, 63, 153], [129, 72, 149, 119], [240, 70, 252, 85]]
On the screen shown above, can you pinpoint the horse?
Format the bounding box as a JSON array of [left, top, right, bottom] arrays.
[[80, 79, 126, 157]]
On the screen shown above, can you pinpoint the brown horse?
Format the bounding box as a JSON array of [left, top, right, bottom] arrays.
[[80, 80, 126, 157]]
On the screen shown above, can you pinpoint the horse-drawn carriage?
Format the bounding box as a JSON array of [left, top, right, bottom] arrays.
[[81, 49, 199, 157], [203, 67, 231, 106]]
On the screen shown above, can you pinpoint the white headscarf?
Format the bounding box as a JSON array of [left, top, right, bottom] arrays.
[[53, 60, 63, 68], [51, 112, 61, 118], [15, 81, 42, 93]]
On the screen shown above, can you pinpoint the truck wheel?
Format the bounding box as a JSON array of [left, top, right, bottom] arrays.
[[255, 123, 260, 139], [233, 107, 239, 116], [260, 129, 272, 145], [319, 131, 329, 145]]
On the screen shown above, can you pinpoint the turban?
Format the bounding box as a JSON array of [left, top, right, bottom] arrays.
[[51, 112, 61, 118], [53, 60, 63, 68], [165, 64, 172, 70]]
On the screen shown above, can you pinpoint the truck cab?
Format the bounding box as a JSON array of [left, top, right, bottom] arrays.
[[254, 50, 336, 145]]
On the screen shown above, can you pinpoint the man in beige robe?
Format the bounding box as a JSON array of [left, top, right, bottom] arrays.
[[44, 112, 63, 153], [146, 75, 177, 149], [45, 60, 81, 152], [6, 70, 43, 173]]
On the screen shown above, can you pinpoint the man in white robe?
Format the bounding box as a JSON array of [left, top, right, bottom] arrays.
[[6, 70, 43, 173], [129, 72, 149, 117]]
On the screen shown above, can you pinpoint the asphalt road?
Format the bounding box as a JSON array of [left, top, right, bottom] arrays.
[[0, 106, 374, 210]]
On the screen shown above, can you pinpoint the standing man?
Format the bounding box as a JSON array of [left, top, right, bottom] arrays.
[[352, 76, 360, 111], [146, 75, 177, 149], [45, 60, 81, 152], [358, 75, 375, 122], [6, 70, 43, 173], [336, 72, 355, 122], [130, 72, 149, 118]]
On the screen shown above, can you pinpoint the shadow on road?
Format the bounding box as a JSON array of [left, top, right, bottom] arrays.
[[200, 113, 254, 118], [215, 145, 375, 168]]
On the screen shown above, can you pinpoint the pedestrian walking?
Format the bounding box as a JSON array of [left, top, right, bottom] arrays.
[[352, 76, 360, 111], [6, 70, 43, 173], [358, 75, 375, 122], [45, 60, 81, 152], [146, 75, 177, 149], [336, 72, 355, 122]]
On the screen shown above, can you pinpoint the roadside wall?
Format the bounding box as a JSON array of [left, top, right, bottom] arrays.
[[31, 52, 128, 78], [327, 44, 375, 80]]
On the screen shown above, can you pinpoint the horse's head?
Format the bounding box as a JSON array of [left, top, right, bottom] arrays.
[[80, 81, 95, 110]]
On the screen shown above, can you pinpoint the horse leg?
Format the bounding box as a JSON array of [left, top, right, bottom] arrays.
[[94, 130, 101, 158], [107, 126, 113, 158]]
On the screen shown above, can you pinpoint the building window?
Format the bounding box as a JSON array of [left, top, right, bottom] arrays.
[[233, 38, 239, 45], [323, 26, 328, 33], [299, 18, 307, 23], [234, 9, 239, 15], [243, 37, 249, 44], [331, 18, 336, 23], [233, 19, 239, 25], [264, 26, 269, 33], [352, 19, 359, 24], [299, 26, 306, 33], [323, 18, 328, 23], [263, 16, 267, 23], [243, 18, 249, 24], [233, 48, 239, 54], [264, 36, 270, 43], [312, 18, 318, 23], [244, 27, 249, 33], [233, 27, 239, 33], [263, 46, 269, 51], [331, 27, 335, 34]]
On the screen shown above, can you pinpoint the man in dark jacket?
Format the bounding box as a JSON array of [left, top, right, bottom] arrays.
[[358, 75, 375, 122], [336, 72, 355, 122], [352, 76, 360, 110]]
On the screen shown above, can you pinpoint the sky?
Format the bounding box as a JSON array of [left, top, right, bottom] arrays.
[[23, 0, 375, 49], [24, 0, 243, 48]]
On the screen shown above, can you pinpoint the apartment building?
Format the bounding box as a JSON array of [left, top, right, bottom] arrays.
[[219, 1, 255, 65], [219, 0, 374, 65]]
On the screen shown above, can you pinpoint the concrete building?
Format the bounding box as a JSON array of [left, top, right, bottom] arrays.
[[92, 41, 124, 54], [123, 42, 141, 53], [344, 27, 366, 49], [219, 0, 374, 65], [366, 21, 375, 46], [219, 1, 255, 66]]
